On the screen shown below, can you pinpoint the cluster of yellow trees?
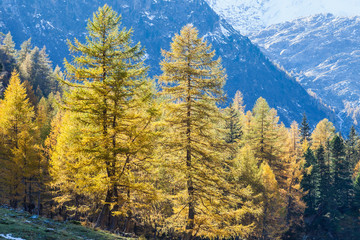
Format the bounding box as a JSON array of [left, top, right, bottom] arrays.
[[0, 5, 346, 240]]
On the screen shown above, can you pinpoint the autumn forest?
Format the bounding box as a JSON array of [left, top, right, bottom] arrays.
[[1, 5, 360, 240]]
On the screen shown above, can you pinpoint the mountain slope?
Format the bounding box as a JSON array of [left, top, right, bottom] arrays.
[[0, 0, 333, 127], [205, 0, 360, 35], [251, 14, 360, 130]]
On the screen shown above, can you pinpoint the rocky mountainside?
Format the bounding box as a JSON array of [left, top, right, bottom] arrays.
[[250, 14, 360, 131], [205, 0, 360, 35], [0, 0, 333, 127]]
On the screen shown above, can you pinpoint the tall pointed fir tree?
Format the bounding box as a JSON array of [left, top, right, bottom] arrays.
[[315, 145, 332, 225], [0, 70, 40, 212], [301, 143, 317, 216], [159, 24, 253, 239], [224, 91, 244, 145], [331, 135, 352, 211], [54, 5, 157, 231], [346, 126, 359, 170], [300, 113, 311, 143]]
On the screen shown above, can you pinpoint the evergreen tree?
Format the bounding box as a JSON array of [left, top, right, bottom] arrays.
[[159, 24, 251, 239], [315, 146, 332, 216], [346, 126, 359, 170], [56, 4, 157, 231], [0, 32, 17, 90], [1, 32, 16, 57], [224, 94, 244, 144], [331, 135, 352, 211], [300, 113, 311, 143], [19, 46, 54, 99], [301, 145, 317, 216]]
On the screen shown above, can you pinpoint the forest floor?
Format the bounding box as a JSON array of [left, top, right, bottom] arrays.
[[0, 207, 132, 240]]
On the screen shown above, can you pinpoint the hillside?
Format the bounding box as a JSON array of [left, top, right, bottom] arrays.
[[0, 207, 130, 240], [250, 14, 360, 132], [0, 0, 333, 127], [205, 0, 360, 35]]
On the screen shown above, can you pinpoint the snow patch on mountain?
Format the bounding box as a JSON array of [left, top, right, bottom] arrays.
[[205, 0, 360, 35], [251, 14, 360, 128]]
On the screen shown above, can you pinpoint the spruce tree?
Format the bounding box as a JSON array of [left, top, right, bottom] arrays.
[[300, 113, 311, 143], [159, 24, 251, 239], [301, 146, 317, 216], [346, 126, 359, 169], [224, 99, 243, 144], [331, 135, 352, 211], [315, 145, 331, 215], [57, 4, 157, 230]]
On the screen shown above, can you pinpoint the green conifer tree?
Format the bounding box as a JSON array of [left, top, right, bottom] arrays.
[[300, 113, 311, 143], [331, 135, 352, 210]]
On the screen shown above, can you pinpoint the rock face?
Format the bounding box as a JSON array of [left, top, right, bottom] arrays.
[[250, 14, 360, 131], [0, 0, 333, 127], [205, 0, 360, 35]]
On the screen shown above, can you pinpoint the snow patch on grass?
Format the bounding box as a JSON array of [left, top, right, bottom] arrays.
[[0, 234, 26, 240]]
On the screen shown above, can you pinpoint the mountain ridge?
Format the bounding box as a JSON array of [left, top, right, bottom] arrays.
[[250, 13, 360, 132], [0, 0, 334, 128]]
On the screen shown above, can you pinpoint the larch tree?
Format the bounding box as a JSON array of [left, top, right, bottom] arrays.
[[283, 122, 306, 239], [245, 97, 283, 168], [311, 119, 335, 150], [56, 4, 157, 231], [259, 162, 284, 240], [0, 70, 40, 212], [17, 38, 32, 65], [158, 24, 252, 239]]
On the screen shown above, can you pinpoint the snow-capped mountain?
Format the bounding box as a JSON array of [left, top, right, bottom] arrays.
[[205, 0, 360, 35], [0, 0, 334, 127], [250, 14, 360, 130]]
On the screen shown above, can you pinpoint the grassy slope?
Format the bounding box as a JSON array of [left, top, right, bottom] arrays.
[[0, 207, 131, 240]]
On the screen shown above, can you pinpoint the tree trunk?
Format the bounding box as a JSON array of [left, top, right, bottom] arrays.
[[185, 64, 194, 240], [95, 185, 119, 230]]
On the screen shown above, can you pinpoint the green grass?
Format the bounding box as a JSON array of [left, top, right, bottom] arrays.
[[0, 207, 132, 240]]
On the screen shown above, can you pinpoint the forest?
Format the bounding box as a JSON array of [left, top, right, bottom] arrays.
[[0, 5, 360, 240]]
